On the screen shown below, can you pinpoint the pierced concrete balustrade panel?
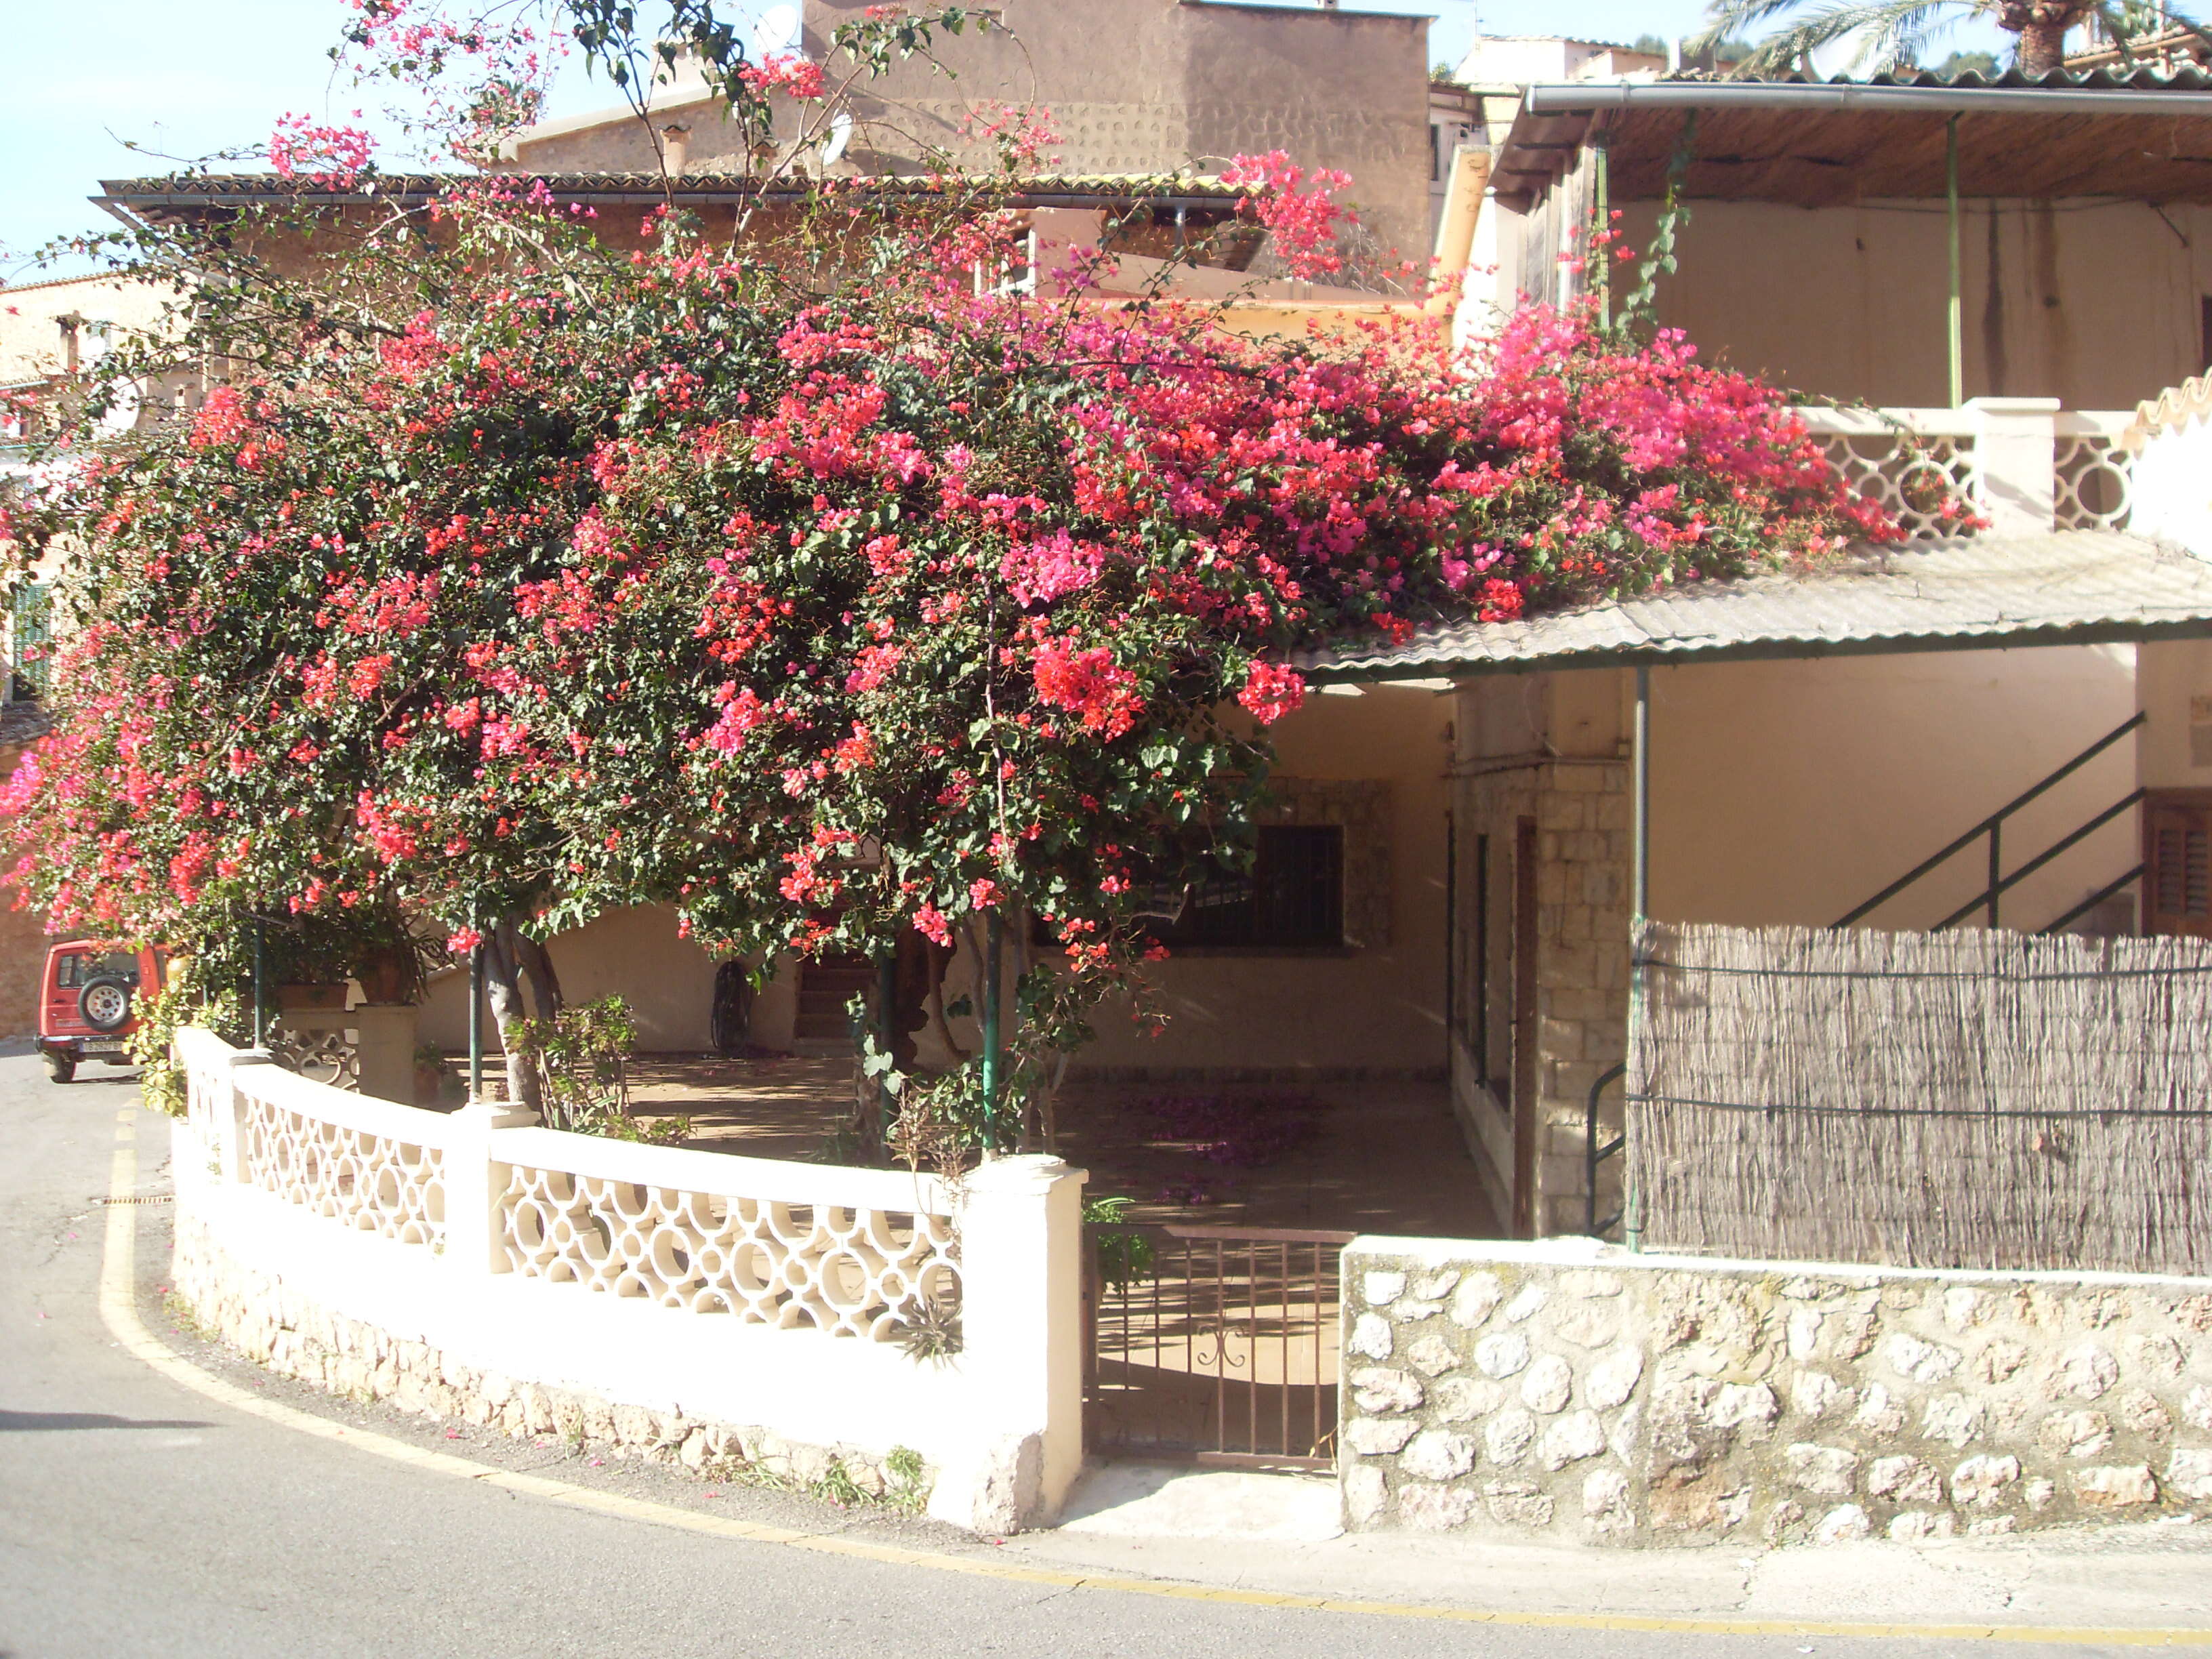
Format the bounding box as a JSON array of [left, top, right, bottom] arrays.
[[233, 1064, 451, 1247], [2053, 418, 2139, 531], [1795, 405, 2141, 541], [1799, 409, 1983, 541], [493, 1128, 961, 1340]]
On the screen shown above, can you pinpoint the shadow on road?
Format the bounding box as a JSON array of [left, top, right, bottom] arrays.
[[0, 1410, 213, 1432]]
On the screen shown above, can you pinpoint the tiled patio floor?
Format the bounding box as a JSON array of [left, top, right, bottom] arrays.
[[619, 1054, 1502, 1240]]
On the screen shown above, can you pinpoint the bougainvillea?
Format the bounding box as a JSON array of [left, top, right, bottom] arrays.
[[0, 2, 1903, 1128]]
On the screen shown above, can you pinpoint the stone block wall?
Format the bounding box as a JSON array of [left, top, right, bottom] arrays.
[[1454, 759, 1631, 1235], [171, 1213, 928, 1502], [1342, 1236, 2212, 1546]]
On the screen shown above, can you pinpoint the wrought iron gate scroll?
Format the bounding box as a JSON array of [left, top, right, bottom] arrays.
[[1082, 1222, 1351, 1471]]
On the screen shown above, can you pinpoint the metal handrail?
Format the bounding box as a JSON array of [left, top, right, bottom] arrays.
[[1585, 1061, 1626, 1239], [1929, 789, 2147, 932], [2039, 862, 2148, 937], [1834, 711, 2146, 928]]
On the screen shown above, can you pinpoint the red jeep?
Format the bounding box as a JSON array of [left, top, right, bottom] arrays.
[[37, 943, 165, 1084]]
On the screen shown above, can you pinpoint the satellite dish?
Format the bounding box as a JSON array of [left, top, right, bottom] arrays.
[[752, 3, 802, 56], [822, 111, 853, 165]]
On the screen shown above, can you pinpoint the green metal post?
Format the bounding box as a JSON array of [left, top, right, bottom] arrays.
[[877, 955, 899, 1158], [979, 912, 1003, 1153], [1626, 665, 1651, 1252], [468, 941, 484, 1107], [251, 918, 266, 1049], [1947, 113, 1964, 409]]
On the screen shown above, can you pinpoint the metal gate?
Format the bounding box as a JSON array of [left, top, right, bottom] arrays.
[[1082, 1222, 1351, 1470]]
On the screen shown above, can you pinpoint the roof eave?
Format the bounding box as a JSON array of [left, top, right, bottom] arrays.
[[1309, 613, 2212, 684]]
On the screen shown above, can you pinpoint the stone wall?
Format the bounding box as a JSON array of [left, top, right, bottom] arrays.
[[1342, 1236, 2212, 1546], [172, 1212, 928, 1502]]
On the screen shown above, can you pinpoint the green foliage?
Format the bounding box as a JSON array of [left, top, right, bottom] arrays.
[[813, 1456, 867, 1508], [507, 994, 682, 1141], [884, 1444, 928, 1512], [130, 956, 248, 1118], [1691, 0, 2209, 77], [1931, 48, 2001, 77], [890, 1292, 963, 1365], [1084, 1193, 1155, 1290]]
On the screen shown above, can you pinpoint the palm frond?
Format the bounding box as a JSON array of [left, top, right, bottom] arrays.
[[1694, 0, 1987, 76]]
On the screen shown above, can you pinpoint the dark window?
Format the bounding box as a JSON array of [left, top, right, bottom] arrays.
[[2147, 794, 2212, 938], [2202, 295, 2212, 371], [1147, 825, 1345, 950], [57, 951, 138, 989]]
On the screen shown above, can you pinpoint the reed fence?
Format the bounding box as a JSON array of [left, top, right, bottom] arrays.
[[1629, 920, 2212, 1275]]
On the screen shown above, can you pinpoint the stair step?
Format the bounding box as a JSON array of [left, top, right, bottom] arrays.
[[794, 958, 874, 1043]]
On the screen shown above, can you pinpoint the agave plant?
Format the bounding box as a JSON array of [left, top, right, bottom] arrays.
[[1694, 0, 2209, 79]]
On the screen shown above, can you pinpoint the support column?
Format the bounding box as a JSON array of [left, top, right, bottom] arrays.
[[221, 1048, 276, 1184], [349, 1004, 419, 1106], [1967, 396, 2060, 534], [930, 1153, 1086, 1534], [441, 1096, 537, 1276]]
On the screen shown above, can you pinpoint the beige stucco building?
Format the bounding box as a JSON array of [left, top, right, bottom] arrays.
[[507, 0, 1434, 274]]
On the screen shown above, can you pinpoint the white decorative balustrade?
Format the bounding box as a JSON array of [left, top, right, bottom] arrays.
[[1794, 401, 2139, 539], [1796, 406, 1982, 540], [2053, 412, 2139, 532], [495, 1129, 960, 1338], [167, 1026, 1086, 1532], [240, 1085, 449, 1247]]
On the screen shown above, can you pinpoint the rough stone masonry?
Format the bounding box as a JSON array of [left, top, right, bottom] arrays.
[[1340, 1237, 2212, 1545], [170, 1214, 929, 1507]]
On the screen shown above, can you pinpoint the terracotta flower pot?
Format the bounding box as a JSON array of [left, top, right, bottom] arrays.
[[357, 951, 411, 1006]]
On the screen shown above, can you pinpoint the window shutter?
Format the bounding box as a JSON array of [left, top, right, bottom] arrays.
[[2146, 795, 2212, 938]]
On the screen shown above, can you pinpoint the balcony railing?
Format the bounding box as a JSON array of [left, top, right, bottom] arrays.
[[1795, 400, 2138, 540]]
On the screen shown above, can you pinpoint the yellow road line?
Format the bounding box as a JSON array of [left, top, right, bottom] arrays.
[[95, 1127, 2212, 1645]]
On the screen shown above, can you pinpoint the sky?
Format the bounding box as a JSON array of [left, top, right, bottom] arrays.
[[0, 0, 2003, 285]]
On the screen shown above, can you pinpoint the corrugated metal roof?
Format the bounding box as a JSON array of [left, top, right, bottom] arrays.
[[1303, 530, 2212, 681], [98, 170, 1254, 205], [1493, 68, 2212, 205], [1675, 64, 2212, 91]]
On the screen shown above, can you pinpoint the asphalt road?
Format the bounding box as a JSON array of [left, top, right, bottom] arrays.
[[0, 1050, 2165, 1658]]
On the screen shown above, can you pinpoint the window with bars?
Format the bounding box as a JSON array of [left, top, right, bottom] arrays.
[[2146, 793, 2212, 938], [1144, 825, 1346, 951]]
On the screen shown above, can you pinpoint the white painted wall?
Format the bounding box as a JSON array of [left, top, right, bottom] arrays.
[[172, 1029, 1086, 1532]]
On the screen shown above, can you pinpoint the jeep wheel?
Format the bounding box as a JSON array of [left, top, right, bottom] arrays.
[[43, 1052, 76, 1085], [79, 977, 133, 1033]]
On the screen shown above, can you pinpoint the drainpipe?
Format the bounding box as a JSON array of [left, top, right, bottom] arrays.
[[1625, 665, 1650, 1252], [1948, 114, 1964, 409], [1591, 128, 1612, 328]]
